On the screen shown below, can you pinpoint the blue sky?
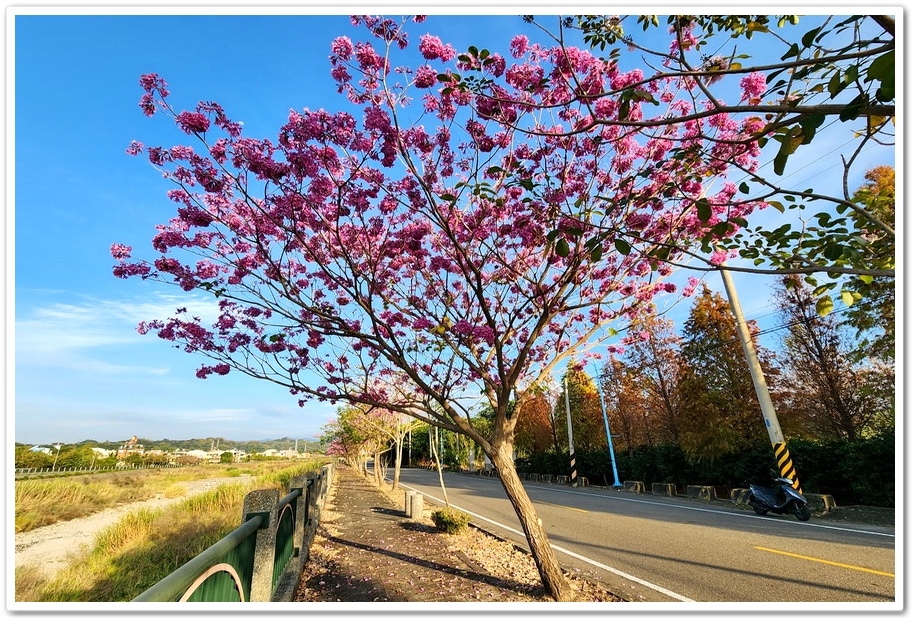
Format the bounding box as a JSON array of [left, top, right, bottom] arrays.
[[7, 7, 898, 446]]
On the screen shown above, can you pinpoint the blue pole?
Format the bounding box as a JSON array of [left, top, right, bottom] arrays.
[[594, 365, 622, 487]]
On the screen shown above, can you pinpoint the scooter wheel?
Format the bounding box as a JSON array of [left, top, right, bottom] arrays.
[[793, 504, 811, 522], [750, 496, 769, 516]]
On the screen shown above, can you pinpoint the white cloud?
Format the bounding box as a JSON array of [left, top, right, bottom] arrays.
[[15, 292, 219, 373]]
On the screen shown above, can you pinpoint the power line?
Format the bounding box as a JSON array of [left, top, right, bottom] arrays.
[[650, 280, 893, 359]]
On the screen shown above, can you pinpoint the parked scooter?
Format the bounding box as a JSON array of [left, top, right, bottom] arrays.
[[748, 470, 811, 521]]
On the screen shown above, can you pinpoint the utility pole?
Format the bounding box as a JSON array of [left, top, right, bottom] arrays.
[[720, 268, 802, 492], [594, 364, 622, 488], [563, 374, 578, 486]]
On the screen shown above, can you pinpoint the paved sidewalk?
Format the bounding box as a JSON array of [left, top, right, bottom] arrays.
[[294, 465, 544, 603]]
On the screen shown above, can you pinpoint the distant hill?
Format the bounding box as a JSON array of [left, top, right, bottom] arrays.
[[18, 436, 324, 453]]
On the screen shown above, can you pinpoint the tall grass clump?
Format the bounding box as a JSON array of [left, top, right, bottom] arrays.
[[431, 507, 472, 534], [254, 459, 327, 492]]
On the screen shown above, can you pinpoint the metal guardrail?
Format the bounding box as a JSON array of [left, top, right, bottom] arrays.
[[14, 464, 177, 478], [133, 462, 335, 602]]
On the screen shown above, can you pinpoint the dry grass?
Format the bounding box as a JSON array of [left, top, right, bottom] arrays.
[[16, 486, 247, 602], [14, 460, 328, 602], [15, 474, 159, 532], [14, 461, 325, 534]]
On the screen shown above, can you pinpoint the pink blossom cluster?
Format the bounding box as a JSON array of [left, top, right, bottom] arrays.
[[740, 72, 767, 105], [176, 111, 211, 134], [418, 34, 455, 61]]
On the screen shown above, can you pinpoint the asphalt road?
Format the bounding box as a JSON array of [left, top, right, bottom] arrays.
[[392, 468, 897, 606]]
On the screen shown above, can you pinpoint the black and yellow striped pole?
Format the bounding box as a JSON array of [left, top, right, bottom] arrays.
[[721, 267, 802, 493], [563, 374, 578, 486], [772, 442, 800, 491]]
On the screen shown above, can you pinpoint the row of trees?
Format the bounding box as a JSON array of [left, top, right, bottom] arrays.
[[12, 444, 165, 470], [16, 436, 321, 454], [113, 14, 895, 601], [516, 276, 892, 469], [320, 404, 423, 490], [12, 442, 313, 470]]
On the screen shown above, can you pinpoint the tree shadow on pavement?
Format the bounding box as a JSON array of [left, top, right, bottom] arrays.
[[327, 535, 527, 591]]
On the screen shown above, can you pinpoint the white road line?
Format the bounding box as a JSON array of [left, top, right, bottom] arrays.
[[430, 474, 893, 539], [399, 483, 695, 603]]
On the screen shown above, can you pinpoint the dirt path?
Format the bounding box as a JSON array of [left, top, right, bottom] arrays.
[[14, 475, 251, 578]]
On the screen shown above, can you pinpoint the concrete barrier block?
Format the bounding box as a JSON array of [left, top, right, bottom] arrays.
[[404, 490, 414, 517], [686, 485, 716, 502], [624, 480, 645, 493], [408, 492, 424, 520], [731, 488, 751, 506], [806, 493, 836, 514], [652, 482, 676, 496]]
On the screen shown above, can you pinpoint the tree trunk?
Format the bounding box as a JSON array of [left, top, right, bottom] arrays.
[[391, 432, 404, 491], [489, 441, 574, 602], [430, 427, 450, 507], [372, 450, 383, 485]]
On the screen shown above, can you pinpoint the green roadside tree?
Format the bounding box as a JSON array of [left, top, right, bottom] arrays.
[[676, 286, 774, 459], [553, 363, 605, 455], [774, 275, 893, 440], [840, 165, 895, 362], [14, 445, 53, 469]]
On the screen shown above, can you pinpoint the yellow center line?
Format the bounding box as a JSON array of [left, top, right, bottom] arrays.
[[538, 501, 588, 513], [754, 546, 894, 578]]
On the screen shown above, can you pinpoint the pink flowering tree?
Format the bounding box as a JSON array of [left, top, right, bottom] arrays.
[[327, 401, 423, 491], [320, 411, 385, 479], [456, 15, 895, 309], [112, 16, 768, 600]]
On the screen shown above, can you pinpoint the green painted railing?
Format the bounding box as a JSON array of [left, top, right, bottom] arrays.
[[272, 489, 299, 589], [133, 463, 334, 602]]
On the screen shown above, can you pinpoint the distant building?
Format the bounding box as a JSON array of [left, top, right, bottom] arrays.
[[228, 449, 248, 461], [116, 435, 145, 459], [29, 446, 52, 455]]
